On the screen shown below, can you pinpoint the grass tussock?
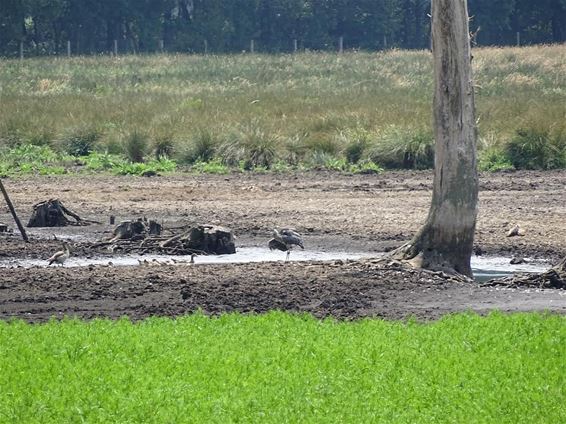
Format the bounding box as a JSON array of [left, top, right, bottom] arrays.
[[0, 312, 564, 423], [0, 45, 564, 172]]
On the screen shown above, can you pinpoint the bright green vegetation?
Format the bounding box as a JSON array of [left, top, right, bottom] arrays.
[[0, 144, 176, 176], [0, 45, 565, 172], [0, 312, 564, 423], [0, 144, 381, 176]]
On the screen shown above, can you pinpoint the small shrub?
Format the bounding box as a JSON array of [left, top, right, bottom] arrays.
[[339, 128, 373, 164], [216, 134, 246, 167], [506, 127, 566, 170], [38, 165, 67, 175], [113, 162, 151, 176], [27, 130, 55, 147], [478, 148, 515, 172], [306, 151, 347, 171], [112, 158, 176, 176], [180, 130, 218, 164], [153, 135, 175, 159], [370, 127, 434, 169], [238, 124, 279, 170], [351, 160, 383, 174], [271, 160, 292, 172], [82, 151, 125, 171], [123, 131, 149, 163], [191, 159, 229, 174], [324, 156, 348, 171], [305, 134, 340, 156], [284, 134, 309, 165], [60, 126, 100, 156], [150, 157, 177, 173]]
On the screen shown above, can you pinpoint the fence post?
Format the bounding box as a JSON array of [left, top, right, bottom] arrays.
[[113, 39, 118, 56], [204, 39, 208, 54], [338, 36, 344, 53], [516, 32, 520, 46], [159, 39, 164, 53], [67, 40, 71, 57], [250, 39, 255, 53], [383, 35, 388, 49], [19, 41, 24, 60], [293, 39, 298, 53]]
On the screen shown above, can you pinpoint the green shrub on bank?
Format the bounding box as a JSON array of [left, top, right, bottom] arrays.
[[59, 126, 101, 156], [191, 159, 230, 174], [113, 157, 177, 176], [0, 144, 75, 175], [81, 151, 125, 171], [152, 134, 175, 160], [370, 126, 434, 169], [123, 131, 149, 163], [478, 147, 515, 172], [179, 129, 219, 164], [506, 127, 566, 170], [343, 129, 372, 164]]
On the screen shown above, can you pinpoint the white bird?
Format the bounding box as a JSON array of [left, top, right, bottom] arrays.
[[507, 224, 525, 237], [47, 242, 70, 266], [268, 228, 304, 261]]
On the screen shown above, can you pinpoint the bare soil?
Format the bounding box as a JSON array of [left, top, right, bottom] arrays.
[[1, 170, 565, 322]]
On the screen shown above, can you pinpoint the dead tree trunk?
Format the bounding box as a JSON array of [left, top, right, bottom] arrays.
[[0, 179, 28, 242], [393, 0, 478, 277]]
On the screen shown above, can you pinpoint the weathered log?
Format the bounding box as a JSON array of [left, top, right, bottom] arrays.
[[159, 233, 184, 248]]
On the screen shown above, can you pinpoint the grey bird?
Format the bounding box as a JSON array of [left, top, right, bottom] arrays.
[[268, 228, 304, 261], [47, 242, 70, 266]]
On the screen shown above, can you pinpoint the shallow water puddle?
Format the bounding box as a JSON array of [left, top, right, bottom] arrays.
[[0, 247, 373, 269], [0, 248, 549, 281], [471, 256, 548, 282]]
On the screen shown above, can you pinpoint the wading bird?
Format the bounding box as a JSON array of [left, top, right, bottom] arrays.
[[268, 228, 304, 261], [47, 241, 70, 266]]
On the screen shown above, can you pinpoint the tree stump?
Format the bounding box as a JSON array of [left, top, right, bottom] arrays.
[[111, 219, 162, 241], [186, 225, 236, 254], [159, 225, 236, 255], [27, 199, 84, 227]]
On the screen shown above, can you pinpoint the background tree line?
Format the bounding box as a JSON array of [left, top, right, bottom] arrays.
[[1, 0, 565, 57]]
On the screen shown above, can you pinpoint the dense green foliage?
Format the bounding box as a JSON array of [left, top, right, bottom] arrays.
[[0, 312, 564, 422], [1, 45, 564, 171], [1, 0, 565, 58]]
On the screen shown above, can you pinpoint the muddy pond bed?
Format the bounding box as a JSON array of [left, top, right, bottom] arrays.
[[0, 170, 565, 322]]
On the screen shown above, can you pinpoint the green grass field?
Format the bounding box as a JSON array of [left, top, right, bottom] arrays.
[[1, 45, 565, 171], [1, 312, 564, 423]]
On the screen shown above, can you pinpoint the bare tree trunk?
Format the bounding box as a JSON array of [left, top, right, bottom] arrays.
[[394, 0, 478, 277]]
